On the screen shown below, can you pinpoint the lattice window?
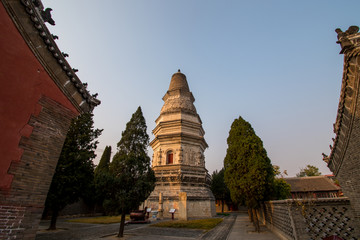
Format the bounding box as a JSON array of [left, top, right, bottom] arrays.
[[305, 206, 357, 240]]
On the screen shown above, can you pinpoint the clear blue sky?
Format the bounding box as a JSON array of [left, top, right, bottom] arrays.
[[43, 0, 360, 176]]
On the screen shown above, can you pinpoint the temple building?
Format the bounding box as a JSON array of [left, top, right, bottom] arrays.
[[0, 1, 99, 239], [146, 70, 216, 219], [324, 25, 360, 232]]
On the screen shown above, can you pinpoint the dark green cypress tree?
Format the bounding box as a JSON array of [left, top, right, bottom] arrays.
[[224, 116, 274, 232], [45, 112, 102, 230], [210, 168, 231, 213], [94, 146, 112, 210], [95, 146, 112, 174], [108, 106, 155, 237]]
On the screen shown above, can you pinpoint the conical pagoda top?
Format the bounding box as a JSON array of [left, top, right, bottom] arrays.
[[160, 70, 196, 115], [168, 69, 190, 92]]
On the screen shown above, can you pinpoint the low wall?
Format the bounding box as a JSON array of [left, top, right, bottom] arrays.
[[260, 197, 358, 240]]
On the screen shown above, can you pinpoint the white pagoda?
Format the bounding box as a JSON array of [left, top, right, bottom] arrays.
[[146, 70, 216, 219]]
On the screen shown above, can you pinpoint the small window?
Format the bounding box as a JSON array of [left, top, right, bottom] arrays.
[[167, 151, 173, 164]]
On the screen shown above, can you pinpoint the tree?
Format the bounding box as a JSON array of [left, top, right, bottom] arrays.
[[224, 116, 274, 232], [95, 145, 112, 174], [273, 165, 288, 178], [272, 165, 291, 200], [45, 112, 102, 230], [272, 178, 291, 200], [210, 168, 231, 213], [296, 165, 321, 177], [107, 106, 155, 238], [94, 145, 112, 211]]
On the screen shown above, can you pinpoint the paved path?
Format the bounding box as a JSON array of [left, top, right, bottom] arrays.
[[36, 219, 120, 240], [200, 214, 236, 240], [36, 218, 206, 240], [227, 213, 280, 240], [35, 212, 281, 240]]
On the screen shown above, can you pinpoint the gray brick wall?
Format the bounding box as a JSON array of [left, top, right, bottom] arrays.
[[327, 28, 360, 232]]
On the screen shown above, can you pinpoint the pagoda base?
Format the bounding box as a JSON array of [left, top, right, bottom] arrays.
[[145, 165, 216, 219]]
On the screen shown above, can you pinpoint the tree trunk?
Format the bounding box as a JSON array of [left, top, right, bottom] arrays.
[[221, 199, 224, 213], [118, 210, 126, 238], [248, 208, 253, 222], [252, 208, 260, 232], [48, 209, 58, 230]]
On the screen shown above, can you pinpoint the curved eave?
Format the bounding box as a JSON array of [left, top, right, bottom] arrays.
[[152, 164, 211, 179], [150, 132, 208, 149], [327, 34, 360, 175], [2, 0, 100, 113], [155, 109, 203, 125], [152, 119, 205, 136]]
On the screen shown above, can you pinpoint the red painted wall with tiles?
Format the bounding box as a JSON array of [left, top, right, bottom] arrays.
[[0, 3, 78, 190]]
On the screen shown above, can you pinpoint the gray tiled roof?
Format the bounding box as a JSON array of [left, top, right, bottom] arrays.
[[284, 176, 340, 192]]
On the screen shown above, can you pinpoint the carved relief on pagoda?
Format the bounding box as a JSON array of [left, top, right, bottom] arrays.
[[160, 94, 196, 115], [177, 147, 184, 164], [153, 147, 182, 166], [153, 148, 162, 166], [187, 149, 195, 165], [196, 151, 205, 167], [182, 147, 205, 167], [152, 146, 206, 167]]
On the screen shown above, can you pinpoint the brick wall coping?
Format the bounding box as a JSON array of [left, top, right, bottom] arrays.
[[267, 197, 350, 205]]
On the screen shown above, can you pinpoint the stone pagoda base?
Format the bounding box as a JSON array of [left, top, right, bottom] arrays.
[[145, 165, 216, 219]]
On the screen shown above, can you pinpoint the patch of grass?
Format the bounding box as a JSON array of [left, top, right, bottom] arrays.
[[151, 218, 223, 230], [67, 215, 130, 224]]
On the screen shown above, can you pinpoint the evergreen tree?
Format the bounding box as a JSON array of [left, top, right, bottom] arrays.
[[224, 116, 274, 232], [296, 164, 321, 177], [107, 106, 155, 237], [210, 168, 231, 213], [45, 112, 102, 230], [94, 146, 112, 210], [95, 146, 112, 174]]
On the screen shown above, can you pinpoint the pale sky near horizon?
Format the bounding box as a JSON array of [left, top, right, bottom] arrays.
[[42, 0, 360, 177]]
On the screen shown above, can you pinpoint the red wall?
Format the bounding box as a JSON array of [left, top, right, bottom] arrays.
[[0, 4, 79, 189]]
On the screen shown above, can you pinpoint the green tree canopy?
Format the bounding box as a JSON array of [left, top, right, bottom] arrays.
[[272, 178, 291, 200], [224, 116, 274, 232], [210, 168, 231, 213], [107, 106, 155, 237], [45, 112, 102, 230], [296, 165, 321, 177], [272, 165, 291, 200]]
